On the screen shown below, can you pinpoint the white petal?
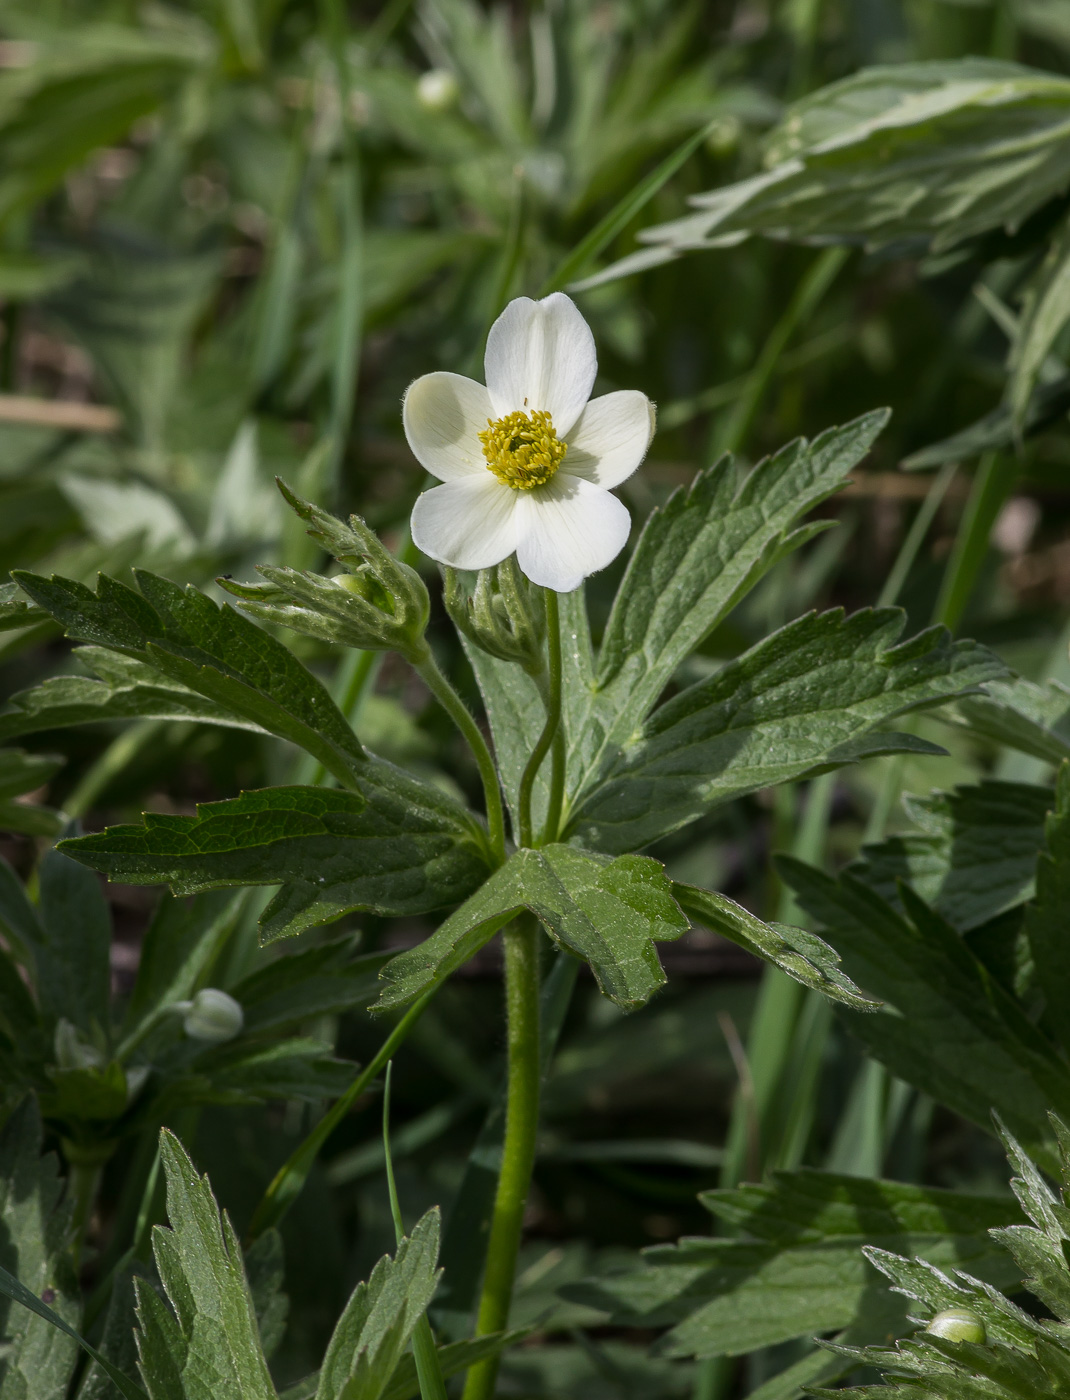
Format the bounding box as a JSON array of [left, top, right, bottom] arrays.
[[514, 476, 631, 592], [563, 390, 656, 489], [411, 477, 518, 570], [403, 372, 493, 482], [484, 293, 597, 436]]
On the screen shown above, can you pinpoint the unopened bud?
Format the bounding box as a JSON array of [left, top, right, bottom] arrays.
[[178, 989, 244, 1044], [925, 1307, 986, 1344], [444, 558, 546, 675], [221, 481, 430, 662], [417, 68, 459, 112], [54, 1018, 104, 1070]]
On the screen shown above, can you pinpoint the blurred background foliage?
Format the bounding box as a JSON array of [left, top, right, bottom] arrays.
[[4, 0, 1070, 1396]]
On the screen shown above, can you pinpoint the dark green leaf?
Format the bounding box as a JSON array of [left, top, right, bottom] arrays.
[[1025, 763, 1070, 1035], [316, 1209, 442, 1400], [570, 608, 1005, 854], [12, 570, 366, 787], [0, 582, 48, 634], [244, 1230, 288, 1362], [0, 1099, 85, 1398], [60, 777, 487, 943], [232, 943, 388, 1034], [0, 649, 261, 743], [948, 675, 1070, 766], [902, 373, 1070, 469], [565, 1168, 1022, 1359], [182, 1037, 355, 1106], [673, 884, 876, 1009], [35, 846, 111, 1033], [851, 780, 1051, 932], [779, 858, 1070, 1158], [1009, 209, 1070, 427], [569, 414, 886, 809], [135, 1131, 275, 1398], [0, 748, 64, 836], [376, 845, 687, 1014]]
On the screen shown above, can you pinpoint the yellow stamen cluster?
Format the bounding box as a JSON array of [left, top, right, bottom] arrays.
[[478, 409, 567, 490]]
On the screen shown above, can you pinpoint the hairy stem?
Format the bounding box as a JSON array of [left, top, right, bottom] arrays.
[[518, 589, 563, 847], [462, 916, 541, 1400], [415, 649, 507, 865]]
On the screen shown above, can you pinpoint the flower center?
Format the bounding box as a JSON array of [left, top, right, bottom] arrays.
[[478, 409, 567, 490]]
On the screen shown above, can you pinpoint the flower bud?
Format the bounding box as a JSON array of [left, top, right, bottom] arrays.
[[925, 1307, 986, 1344], [54, 1018, 105, 1070], [417, 68, 459, 112], [179, 989, 244, 1044], [220, 481, 431, 662], [444, 558, 546, 675]]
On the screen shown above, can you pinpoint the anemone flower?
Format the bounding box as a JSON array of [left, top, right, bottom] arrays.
[[403, 293, 655, 592]]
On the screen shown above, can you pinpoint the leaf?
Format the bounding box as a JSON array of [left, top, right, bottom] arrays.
[[601, 60, 1070, 278], [563, 1168, 1022, 1359], [34, 846, 112, 1033], [380, 1330, 531, 1400], [1025, 764, 1070, 1035], [12, 570, 366, 788], [244, 1231, 288, 1362], [376, 845, 688, 1014], [135, 1132, 275, 1398], [0, 1098, 83, 1399], [231, 943, 388, 1035], [947, 675, 1070, 766], [0, 582, 47, 634], [672, 884, 876, 1009], [567, 413, 887, 810], [569, 608, 1005, 854], [315, 1209, 442, 1400], [122, 891, 245, 1046], [778, 858, 1070, 1159], [902, 373, 1070, 469], [461, 588, 595, 840], [181, 1037, 355, 1106], [0, 649, 258, 743], [59, 778, 488, 943], [0, 24, 210, 228], [0, 748, 64, 837], [1009, 208, 1070, 428], [851, 780, 1051, 933]]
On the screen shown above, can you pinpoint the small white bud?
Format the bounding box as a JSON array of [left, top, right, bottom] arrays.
[[180, 989, 244, 1044], [417, 68, 459, 112], [925, 1307, 986, 1344]]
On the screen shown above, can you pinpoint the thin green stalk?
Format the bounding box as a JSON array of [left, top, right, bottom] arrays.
[[462, 916, 541, 1400], [415, 649, 506, 864], [383, 1064, 449, 1400], [877, 460, 958, 608], [518, 589, 562, 847], [247, 989, 435, 1240], [541, 121, 714, 294], [712, 247, 848, 458], [932, 450, 1017, 631], [64, 721, 167, 820]]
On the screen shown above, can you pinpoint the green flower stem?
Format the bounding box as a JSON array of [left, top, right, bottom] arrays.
[[462, 915, 541, 1400], [518, 589, 563, 847], [415, 649, 507, 865]]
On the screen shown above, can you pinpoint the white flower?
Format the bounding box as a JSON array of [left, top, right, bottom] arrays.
[[178, 988, 244, 1044], [404, 293, 655, 593]]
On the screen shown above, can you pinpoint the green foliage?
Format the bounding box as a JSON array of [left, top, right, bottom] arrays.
[[134, 1130, 277, 1398], [12, 570, 367, 787], [0, 1099, 80, 1398], [813, 1119, 1070, 1398], [60, 782, 487, 943], [569, 607, 1004, 853], [0, 746, 63, 836], [315, 1208, 441, 1400], [376, 845, 689, 1013], [565, 1168, 1022, 1360]]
